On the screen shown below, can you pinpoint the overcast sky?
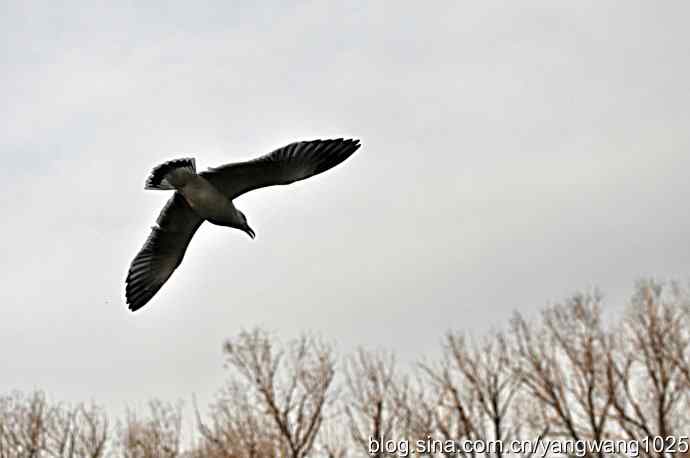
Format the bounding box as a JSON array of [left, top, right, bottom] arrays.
[[2, 0, 689, 419]]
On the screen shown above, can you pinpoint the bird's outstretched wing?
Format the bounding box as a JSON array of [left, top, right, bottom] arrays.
[[200, 138, 360, 200], [125, 192, 203, 311]]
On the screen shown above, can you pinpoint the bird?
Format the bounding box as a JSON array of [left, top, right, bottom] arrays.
[[125, 138, 361, 312]]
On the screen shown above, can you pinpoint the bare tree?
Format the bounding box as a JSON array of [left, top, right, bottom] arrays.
[[512, 292, 616, 458], [608, 281, 690, 457], [317, 419, 350, 458], [396, 375, 437, 457], [419, 330, 540, 458], [71, 403, 109, 458], [2, 281, 690, 457], [117, 399, 183, 458], [0, 391, 49, 458], [221, 328, 335, 458], [343, 349, 408, 457], [195, 382, 279, 458], [0, 391, 109, 458], [44, 402, 109, 458]]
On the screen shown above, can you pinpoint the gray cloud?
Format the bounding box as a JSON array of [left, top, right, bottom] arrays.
[[2, 0, 689, 415]]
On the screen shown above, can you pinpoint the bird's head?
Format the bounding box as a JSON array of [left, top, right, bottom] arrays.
[[238, 211, 255, 239]]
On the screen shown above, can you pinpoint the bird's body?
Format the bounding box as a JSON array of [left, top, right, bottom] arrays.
[[180, 175, 243, 228], [125, 138, 361, 311]]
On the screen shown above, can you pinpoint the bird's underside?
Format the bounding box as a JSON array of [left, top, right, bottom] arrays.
[[125, 138, 361, 312]]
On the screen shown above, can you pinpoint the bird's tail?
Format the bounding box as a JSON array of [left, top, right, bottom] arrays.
[[145, 158, 197, 190]]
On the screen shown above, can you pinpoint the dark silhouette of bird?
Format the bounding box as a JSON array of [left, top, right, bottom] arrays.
[[125, 138, 361, 311]]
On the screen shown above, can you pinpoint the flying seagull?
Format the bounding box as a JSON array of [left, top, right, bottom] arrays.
[[125, 138, 361, 311]]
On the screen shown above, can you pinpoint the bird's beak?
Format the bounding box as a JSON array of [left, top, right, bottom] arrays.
[[245, 226, 255, 239]]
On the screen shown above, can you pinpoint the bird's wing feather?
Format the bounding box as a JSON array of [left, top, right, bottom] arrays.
[[199, 138, 360, 199], [125, 192, 203, 311]]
